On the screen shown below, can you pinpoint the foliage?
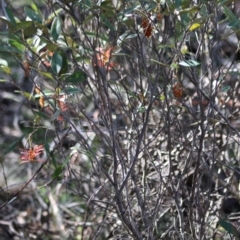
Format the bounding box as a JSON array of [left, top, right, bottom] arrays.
[[1, 0, 240, 239]]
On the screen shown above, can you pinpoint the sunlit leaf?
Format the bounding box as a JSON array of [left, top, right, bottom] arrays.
[[179, 60, 200, 67], [9, 39, 26, 52], [190, 23, 201, 31], [0, 66, 11, 74]]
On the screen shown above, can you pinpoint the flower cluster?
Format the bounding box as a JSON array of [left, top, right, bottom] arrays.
[[20, 145, 45, 164]]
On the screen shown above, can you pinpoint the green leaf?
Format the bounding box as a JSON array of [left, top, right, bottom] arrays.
[[179, 6, 200, 14], [32, 68, 54, 80], [33, 109, 51, 120], [100, 13, 115, 31], [123, 5, 140, 15], [51, 51, 63, 75], [45, 144, 57, 168], [51, 16, 62, 41], [65, 87, 81, 94], [192, 14, 214, 25], [0, 45, 23, 54], [218, 220, 240, 238], [52, 156, 70, 179], [5, 6, 16, 24], [59, 52, 68, 75], [84, 31, 108, 41], [9, 39, 26, 52], [24, 7, 42, 23], [222, 6, 238, 22], [65, 71, 87, 83], [179, 60, 200, 67], [15, 21, 33, 29], [2, 135, 25, 156], [10, 21, 39, 38], [49, 110, 61, 121], [34, 90, 54, 98], [15, 90, 34, 100], [117, 31, 138, 45], [228, 19, 240, 29], [150, 59, 170, 67], [221, 85, 231, 92], [45, 9, 63, 25], [0, 17, 14, 29], [52, 165, 63, 179], [137, 106, 146, 113]]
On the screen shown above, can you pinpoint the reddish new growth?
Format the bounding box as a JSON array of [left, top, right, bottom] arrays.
[[57, 94, 68, 112], [172, 82, 183, 98], [94, 46, 116, 70], [141, 16, 153, 37], [20, 145, 45, 164], [23, 60, 30, 77], [56, 94, 68, 122]]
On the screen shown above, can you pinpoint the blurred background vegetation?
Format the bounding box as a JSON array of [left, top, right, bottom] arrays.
[[1, 0, 240, 239]]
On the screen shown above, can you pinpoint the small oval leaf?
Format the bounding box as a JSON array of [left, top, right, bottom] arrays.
[[51, 16, 62, 41], [65, 71, 87, 84], [51, 51, 63, 75]]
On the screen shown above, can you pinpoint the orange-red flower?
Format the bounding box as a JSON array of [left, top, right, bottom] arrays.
[[141, 16, 153, 37], [94, 46, 116, 70], [20, 145, 45, 163]]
